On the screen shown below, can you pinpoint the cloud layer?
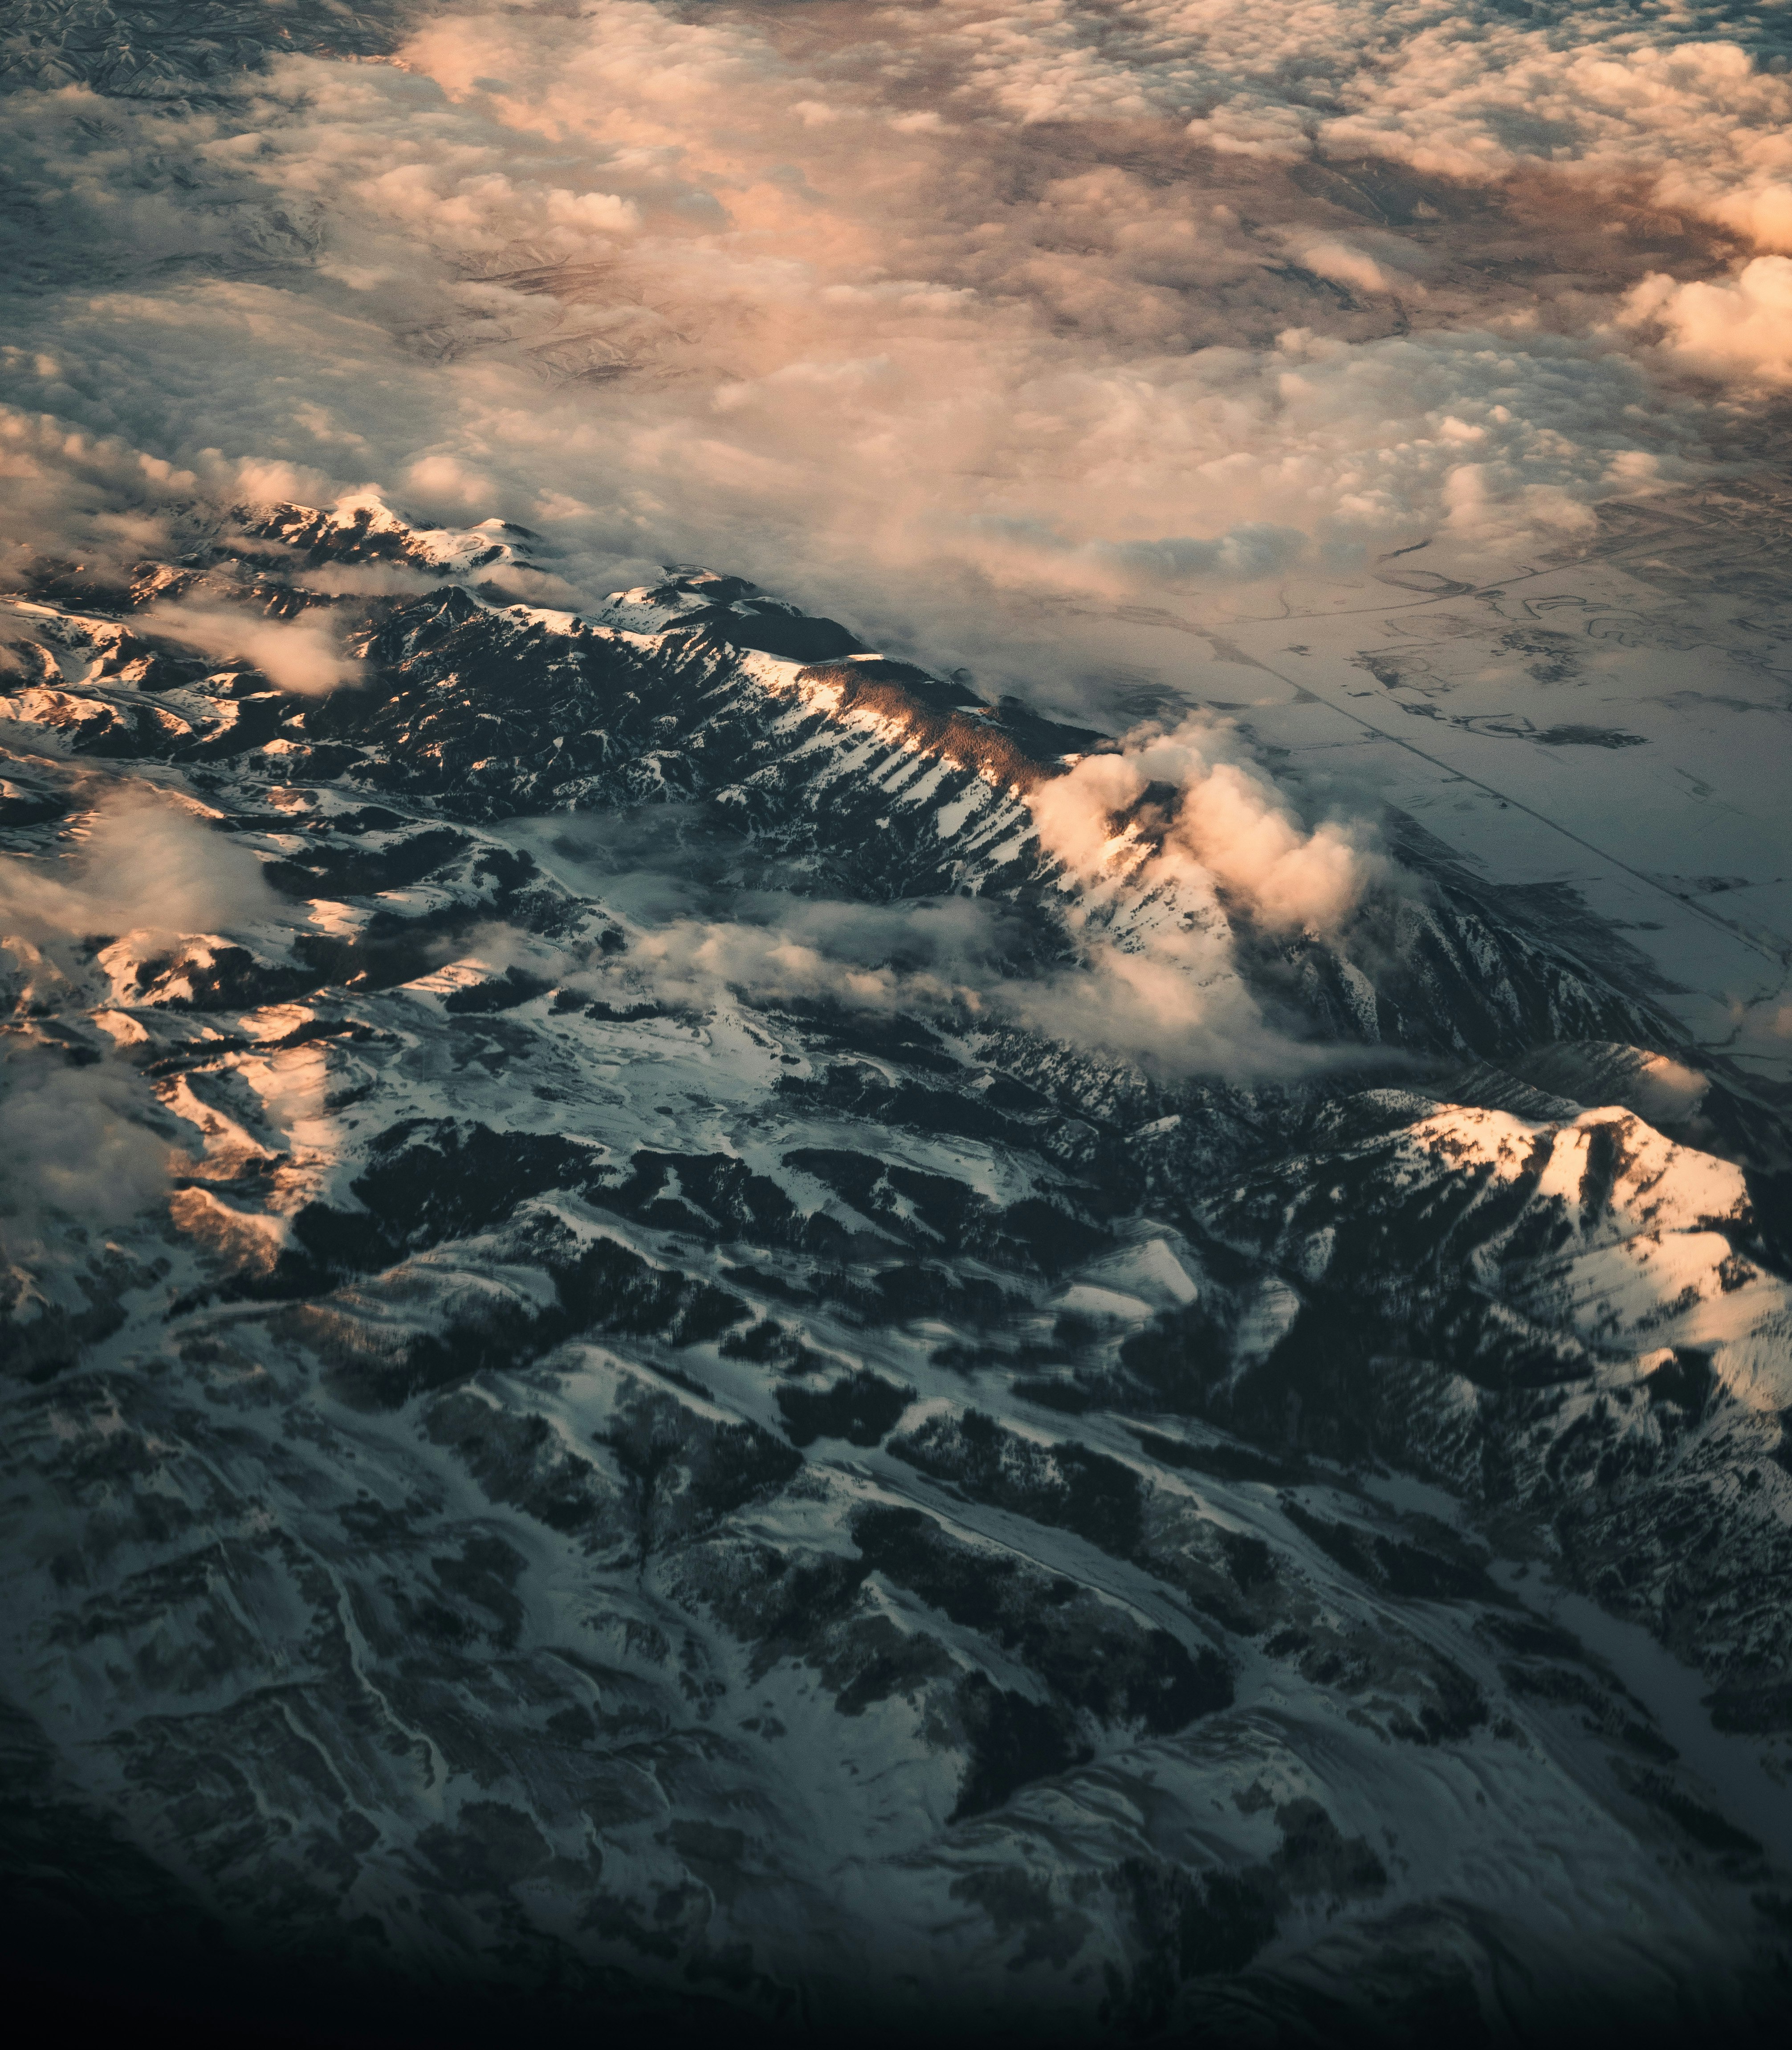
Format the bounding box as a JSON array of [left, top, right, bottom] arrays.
[[4, 0, 1778, 697]]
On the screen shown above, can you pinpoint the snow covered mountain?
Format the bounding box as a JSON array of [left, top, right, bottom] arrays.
[[4, 498, 1792, 2045]]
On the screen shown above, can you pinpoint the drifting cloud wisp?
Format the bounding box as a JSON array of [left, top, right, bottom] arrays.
[[145, 604, 359, 697]]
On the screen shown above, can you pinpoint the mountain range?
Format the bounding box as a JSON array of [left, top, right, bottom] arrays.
[[4, 496, 1792, 2045]]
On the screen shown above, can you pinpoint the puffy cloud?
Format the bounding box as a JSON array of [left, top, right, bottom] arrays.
[[292, 560, 439, 597], [576, 708, 1391, 1078], [603, 888, 1321, 1082], [0, 401, 342, 594], [1320, 31, 1792, 255], [621, 914, 973, 1018], [1030, 717, 1389, 936], [0, 0, 1777, 816], [997, 938, 1296, 1079], [540, 797, 1343, 1079], [1622, 258, 1792, 387], [1279, 235, 1409, 299], [946, 5, 1792, 253]]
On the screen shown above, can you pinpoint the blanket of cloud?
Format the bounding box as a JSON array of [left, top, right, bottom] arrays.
[[4, 0, 1791, 701]]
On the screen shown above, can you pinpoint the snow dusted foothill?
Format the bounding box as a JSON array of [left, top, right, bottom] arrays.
[[3, 496, 1791, 2043]]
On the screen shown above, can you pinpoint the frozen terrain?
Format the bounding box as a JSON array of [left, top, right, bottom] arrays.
[[4, 493, 1792, 2045], [6, 2, 1792, 2045]]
